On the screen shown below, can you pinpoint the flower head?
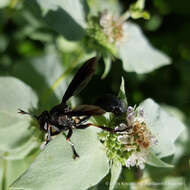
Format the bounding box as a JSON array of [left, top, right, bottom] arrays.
[[99, 105, 158, 169], [99, 10, 128, 46]]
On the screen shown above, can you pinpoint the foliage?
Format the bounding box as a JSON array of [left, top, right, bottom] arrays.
[[0, 0, 190, 190]]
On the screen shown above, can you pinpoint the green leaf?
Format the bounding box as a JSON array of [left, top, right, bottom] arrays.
[[118, 77, 127, 107], [87, 0, 121, 16], [11, 128, 109, 190], [25, 0, 88, 40], [130, 0, 146, 10], [0, 77, 38, 113], [0, 0, 10, 8], [0, 154, 39, 190], [109, 162, 122, 190], [0, 77, 39, 158], [139, 98, 185, 158], [12, 46, 67, 109], [146, 149, 173, 168], [119, 22, 171, 73], [101, 55, 112, 79]]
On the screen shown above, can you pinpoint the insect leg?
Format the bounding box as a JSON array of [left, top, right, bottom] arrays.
[[66, 128, 79, 159], [40, 123, 52, 150], [77, 116, 90, 125], [76, 123, 114, 133], [66, 128, 73, 140], [18, 109, 38, 120], [44, 123, 52, 145]]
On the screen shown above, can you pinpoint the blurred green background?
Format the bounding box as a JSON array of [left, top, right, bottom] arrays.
[[0, 0, 190, 190]]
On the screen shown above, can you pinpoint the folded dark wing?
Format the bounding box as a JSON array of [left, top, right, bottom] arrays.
[[65, 105, 105, 116], [61, 57, 97, 104]]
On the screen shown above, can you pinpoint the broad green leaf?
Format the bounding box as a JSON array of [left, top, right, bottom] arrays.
[[0, 115, 36, 155], [11, 128, 109, 190], [0, 77, 39, 157], [161, 105, 185, 122], [0, 0, 10, 8], [119, 22, 171, 73], [161, 105, 188, 164], [0, 77, 38, 113], [146, 149, 173, 168], [25, 0, 87, 40], [109, 162, 122, 190], [12, 46, 67, 109], [139, 98, 185, 158], [0, 135, 39, 160], [0, 155, 39, 190]]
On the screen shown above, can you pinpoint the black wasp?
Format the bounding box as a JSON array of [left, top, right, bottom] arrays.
[[18, 57, 114, 159]]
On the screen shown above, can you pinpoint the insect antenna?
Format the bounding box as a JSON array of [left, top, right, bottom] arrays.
[[18, 109, 38, 120]]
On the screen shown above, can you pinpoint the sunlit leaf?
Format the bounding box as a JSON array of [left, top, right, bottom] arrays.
[[12, 46, 67, 109], [0, 155, 39, 190], [0, 0, 10, 8], [109, 162, 122, 190], [25, 0, 88, 40], [11, 128, 109, 190], [119, 22, 171, 73], [0, 77, 39, 158], [139, 98, 185, 159], [146, 149, 173, 168]]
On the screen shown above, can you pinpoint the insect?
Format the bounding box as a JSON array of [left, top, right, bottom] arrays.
[[18, 57, 114, 159], [95, 93, 127, 115]]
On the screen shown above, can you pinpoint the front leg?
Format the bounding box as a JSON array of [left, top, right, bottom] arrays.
[[76, 123, 114, 133], [66, 128, 79, 159], [41, 123, 52, 150]]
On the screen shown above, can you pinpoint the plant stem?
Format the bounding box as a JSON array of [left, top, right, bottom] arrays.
[[1, 157, 7, 190]]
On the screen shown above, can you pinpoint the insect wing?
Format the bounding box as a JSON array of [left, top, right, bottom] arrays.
[[95, 94, 127, 115], [61, 57, 97, 104], [65, 105, 105, 116]]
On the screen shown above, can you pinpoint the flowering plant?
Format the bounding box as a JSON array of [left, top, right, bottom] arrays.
[[0, 0, 187, 190], [92, 78, 185, 189]]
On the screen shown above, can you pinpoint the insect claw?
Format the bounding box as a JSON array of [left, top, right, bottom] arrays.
[[18, 109, 27, 114], [40, 141, 47, 150], [73, 152, 80, 160]]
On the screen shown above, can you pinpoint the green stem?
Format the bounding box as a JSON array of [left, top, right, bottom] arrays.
[[1, 157, 7, 190], [41, 54, 84, 105]]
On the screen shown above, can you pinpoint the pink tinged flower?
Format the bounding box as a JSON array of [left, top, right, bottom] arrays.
[[127, 106, 134, 113], [117, 135, 130, 144], [99, 10, 128, 46], [127, 111, 136, 126], [115, 123, 128, 131], [125, 151, 146, 169], [139, 107, 144, 117], [150, 135, 159, 145]]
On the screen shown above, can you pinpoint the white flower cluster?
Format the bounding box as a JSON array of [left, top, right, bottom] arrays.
[[99, 10, 128, 46], [125, 150, 147, 169], [115, 106, 158, 169]]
